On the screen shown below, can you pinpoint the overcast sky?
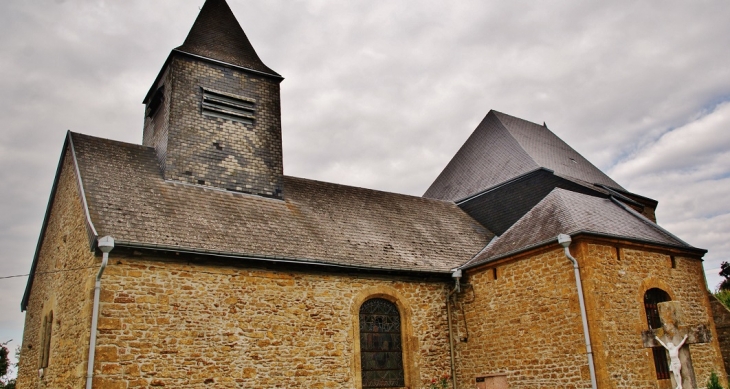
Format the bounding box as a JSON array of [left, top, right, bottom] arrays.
[[1, 0, 729, 369]]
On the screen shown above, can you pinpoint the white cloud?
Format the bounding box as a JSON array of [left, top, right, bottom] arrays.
[[612, 102, 730, 182]]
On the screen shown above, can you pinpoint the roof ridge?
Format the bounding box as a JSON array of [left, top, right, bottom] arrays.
[[285, 175, 466, 207], [70, 131, 154, 150], [489, 110, 538, 165], [609, 197, 691, 247], [544, 187, 577, 232], [491, 110, 545, 129]]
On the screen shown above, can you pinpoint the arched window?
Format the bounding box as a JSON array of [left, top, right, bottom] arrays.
[[39, 310, 53, 368], [359, 298, 404, 388], [644, 288, 670, 380]]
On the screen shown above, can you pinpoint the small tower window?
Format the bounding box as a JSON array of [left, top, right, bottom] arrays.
[[201, 88, 255, 124], [146, 86, 165, 118]]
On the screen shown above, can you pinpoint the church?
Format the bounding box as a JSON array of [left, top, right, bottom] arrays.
[[15, 0, 728, 388]]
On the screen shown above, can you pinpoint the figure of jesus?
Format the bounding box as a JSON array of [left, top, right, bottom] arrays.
[[655, 334, 688, 389]]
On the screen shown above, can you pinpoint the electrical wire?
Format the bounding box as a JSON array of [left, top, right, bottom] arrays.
[[0, 265, 98, 280]]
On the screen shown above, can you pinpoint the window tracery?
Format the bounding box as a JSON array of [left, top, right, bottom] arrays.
[[359, 298, 405, 388]]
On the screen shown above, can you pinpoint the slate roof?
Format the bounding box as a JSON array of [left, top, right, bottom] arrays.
[[175, 0, 280, 77], [70, 132, 493, 273], [424, 110, 624, 201], [464, 188, 702, 269]]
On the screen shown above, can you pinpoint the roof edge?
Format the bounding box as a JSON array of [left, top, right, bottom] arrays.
[[609, 196, 690, 246], [22, 132, 99, 311], [114, 240, 454, 275], [461, 230, 706, 271], [455, 167, 554, 204], [68, 132, 99, 244], [599, 184, 659, 207], [595, 184, 647, 208], [143, 50, 284, 104]]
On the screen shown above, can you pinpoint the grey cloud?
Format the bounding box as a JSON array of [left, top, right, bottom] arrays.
[[1, 0, 730, 367]]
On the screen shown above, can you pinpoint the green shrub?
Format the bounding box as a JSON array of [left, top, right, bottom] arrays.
[[715, 290, 730, 311], [707, 371, 724, 389]]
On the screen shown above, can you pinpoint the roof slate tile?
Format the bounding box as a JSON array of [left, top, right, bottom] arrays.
[[465, 188, 696, 268], [175, 0, 279, 76], [424, 110, 623, 201], [71, 132, 492, 273]]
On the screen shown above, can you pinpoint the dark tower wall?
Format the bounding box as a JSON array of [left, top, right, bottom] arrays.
[[141, 0, 284, 199], [143, 54, 283, 198]]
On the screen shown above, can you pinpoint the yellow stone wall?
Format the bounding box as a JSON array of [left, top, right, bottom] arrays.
[[578, 241, 725, 389], [454, 240, 726, 389], [16, 151, 98, 388], [90, 254, 455, 388], [454, 247, 593, 388]]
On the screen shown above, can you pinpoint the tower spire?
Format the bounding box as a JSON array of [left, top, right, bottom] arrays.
[[176, 0, 279, 77]]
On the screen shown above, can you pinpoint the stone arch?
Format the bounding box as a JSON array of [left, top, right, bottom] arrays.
[[638, 278, 676, 315], [639, 279, 675, 381], [38, 295, 56, 370], [351, 286, 418, 389]]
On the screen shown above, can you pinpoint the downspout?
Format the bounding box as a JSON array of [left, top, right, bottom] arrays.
[[86, 236, 114, 389], [557, 234, 597, 389], [446, 268, 462, 389]]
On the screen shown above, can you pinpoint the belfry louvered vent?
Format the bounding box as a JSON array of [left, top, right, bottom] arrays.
[[201, 88, 255, 124]]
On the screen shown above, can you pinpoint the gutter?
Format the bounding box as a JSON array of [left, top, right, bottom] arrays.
[[112, 240, 455, 276], [557, 234, 597, 389], [446, 269, 462, 389], [86, 236, 114, 389], [461, 229, 706, 271]]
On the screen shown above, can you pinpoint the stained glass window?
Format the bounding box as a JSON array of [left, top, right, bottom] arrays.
[[360, 298, 405, 388]]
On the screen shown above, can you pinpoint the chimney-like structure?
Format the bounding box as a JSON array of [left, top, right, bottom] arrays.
[[142, 0, 284, 199]]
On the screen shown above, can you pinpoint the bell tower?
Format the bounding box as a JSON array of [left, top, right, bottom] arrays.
[[142, 0, 284, 198]]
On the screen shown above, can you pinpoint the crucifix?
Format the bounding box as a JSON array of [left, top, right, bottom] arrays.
[[641, 301, 712, 389]]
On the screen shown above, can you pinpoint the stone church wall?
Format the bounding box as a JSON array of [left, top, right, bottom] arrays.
[[708, 295, 730, 379], [454, 240, 726, 389], [90, 254, 454, 388], [454, 247, 593, 388], [580, 242, 725, 388], [16, 152, 98, 388]]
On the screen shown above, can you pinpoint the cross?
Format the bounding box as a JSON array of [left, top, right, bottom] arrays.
[[641, 301, 712, 389]]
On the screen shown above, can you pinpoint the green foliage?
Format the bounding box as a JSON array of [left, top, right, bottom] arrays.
[[0, 341, 16, 389], [720, 262, 730, 291], [707, 371, 725, 389], [715, 290, 730, 311], [0, 344, 7, 378]]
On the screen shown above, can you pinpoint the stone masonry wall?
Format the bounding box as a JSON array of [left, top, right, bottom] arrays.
[[579, 242, 725, 388], [16, 151, 98, 388], [90, 254, 454, 388], [454, 247, 593, 389], [163, 55, 284, 198], [709, 296, 730, 380], [454, 241, 726, 389]]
